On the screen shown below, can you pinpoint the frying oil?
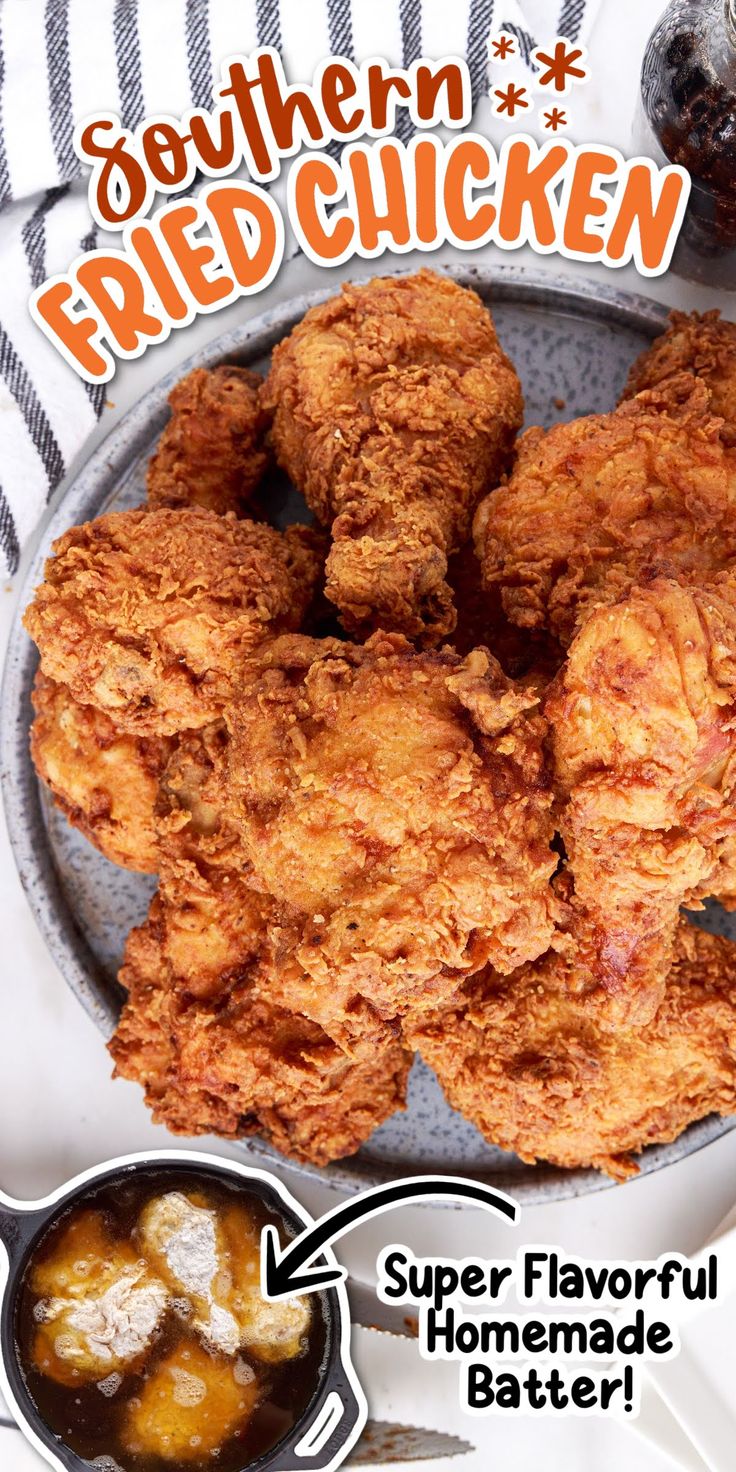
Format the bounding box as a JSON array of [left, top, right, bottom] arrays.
[[15, 1169, 327, 1471]]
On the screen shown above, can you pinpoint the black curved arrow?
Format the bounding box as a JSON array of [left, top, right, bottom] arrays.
[[262, 1175, 518, 1299]]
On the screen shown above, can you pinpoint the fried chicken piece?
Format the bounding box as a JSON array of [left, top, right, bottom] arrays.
[[263, 269, 523, 643], [474, 375, 736, 647], [109, 880, 410, 1165], [30, 1210, 168, 1385], [147, 365, 270, 515], [408, 920, 736, 1180], [155, 730, 390, 1054], [545, 576, 736, 1025], [156, 722, 242, 873], [121, 1338, 261, 1463], [24, 509, 323, 735], [30, 671, 171, 871], [226, 631, 560, 1029], [623, 310, 736, 443]]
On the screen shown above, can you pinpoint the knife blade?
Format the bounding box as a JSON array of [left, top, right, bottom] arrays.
[[347, 1279, 419, 1339], [346, 1420, 473, 1464]]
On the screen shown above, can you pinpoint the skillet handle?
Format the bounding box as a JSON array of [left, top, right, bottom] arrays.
[[0, 1194, 45, 1264], [278, 1359, 365, 1471]]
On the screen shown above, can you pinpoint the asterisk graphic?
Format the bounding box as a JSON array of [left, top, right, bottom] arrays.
[[543, 106, 568, 131], [490, 33, 516, 60], [534, 40, 588, 93], [493, 82, 530, 118]]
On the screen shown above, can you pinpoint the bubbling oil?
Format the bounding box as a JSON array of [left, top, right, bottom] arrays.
[[15, 1168, 327, 1472]]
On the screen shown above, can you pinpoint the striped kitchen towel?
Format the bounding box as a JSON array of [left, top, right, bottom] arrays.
[[0, 0, 601, 576]]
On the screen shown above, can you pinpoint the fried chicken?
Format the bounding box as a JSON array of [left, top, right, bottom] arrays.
[[474, 375, 736, 647], [407, 920, 736, 1180], [30, 671, 171, 871], [226, 631, 560, 1029], [154, 722, 390, 1055], [544, 576, 736, 1025], [24, 509, 323, 735], [623, 310, 736, 443], [110, 874, 410, 1165], [263, 269, 523, 643], [147, 365, 271, 515]]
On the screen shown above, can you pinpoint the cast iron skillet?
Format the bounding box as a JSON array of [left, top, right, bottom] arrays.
[[0, 1150, 365, 1472]]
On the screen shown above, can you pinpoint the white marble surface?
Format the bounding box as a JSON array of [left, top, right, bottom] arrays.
[[3, 2, 736, 1467]]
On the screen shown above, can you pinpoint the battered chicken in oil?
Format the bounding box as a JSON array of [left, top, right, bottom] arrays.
[[407, 920, 736, 1179], [545, 576, 736, 1025], [226, 631, 560, 1030], [121, 1338, 261, 1463], [24, 508, 323, 735], [147, 365, 270, 515], [474, 375, 736, 647], [623, 310, 736, 443], [263, 269, 522, 643], [31, 1210, 168, 1385], [30, 672, 171, 872], [139, 1192, 310, 1363]]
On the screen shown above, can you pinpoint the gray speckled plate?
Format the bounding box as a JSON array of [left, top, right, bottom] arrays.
[[4, 264, 736, 1204]]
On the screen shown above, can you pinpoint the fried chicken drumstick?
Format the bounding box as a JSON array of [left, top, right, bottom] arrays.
[[147, 365, 271, 515], [263, 270, 522, 643], [545, 576, 736, 1025], [408, 920, 736, 1180], [226, 630, 560, 1030], [474, 375, 736, 647]]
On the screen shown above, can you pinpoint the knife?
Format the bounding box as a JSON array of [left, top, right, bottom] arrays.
[[347, 1421, 473, 1464], [347, 1279, 474, 1463]]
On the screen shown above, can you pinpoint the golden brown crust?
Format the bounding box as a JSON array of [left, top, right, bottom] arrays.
[[147, 365, 271, 515], [23, 509, 323, 735], [623, 310, 736, 443], [225, 630, 560, 1029], [473, 375, 736, 647], [30, 671, 171, 871], [263, 269, 523, 643], [110, 874, 411, 1165], [407, 920, 736, 1179], [545, 576, 736, 1024]]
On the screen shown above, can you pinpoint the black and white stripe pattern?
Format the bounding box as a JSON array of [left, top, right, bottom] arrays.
[[0, 0, 601, 578]]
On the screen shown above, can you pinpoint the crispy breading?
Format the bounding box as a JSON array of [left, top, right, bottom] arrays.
[[623, 310, 736, 442], [226, 631, 560, 1028], [147, 365, 271, 514], [544, 577, 736, 1024], [110, 876, 410, 1165], [30, 671, 171, 871], [155, 721, 242, 873], [473, 375, 736, 647], [263, 269, 523, 643], [23, 509, 323, 735], [407, 920, 736, 1179]]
